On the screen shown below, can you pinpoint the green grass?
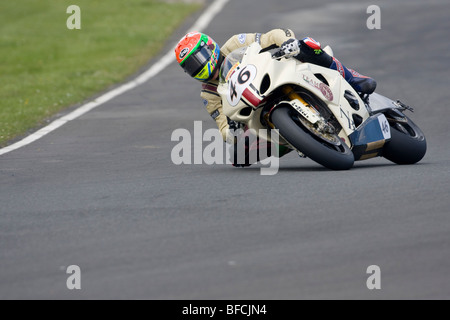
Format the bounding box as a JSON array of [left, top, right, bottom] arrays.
[[0, 0, 201, 146]]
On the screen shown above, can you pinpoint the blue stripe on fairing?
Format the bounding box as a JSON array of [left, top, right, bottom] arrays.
[[349, 114, 385, 146]]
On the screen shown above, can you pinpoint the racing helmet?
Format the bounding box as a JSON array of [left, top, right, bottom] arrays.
[[175, 32, 221, 82]]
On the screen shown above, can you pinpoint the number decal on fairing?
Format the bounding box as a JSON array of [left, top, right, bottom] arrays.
[[226, 64, 257, 107], [378, 114, 391, 140], [237, 68, 251, 84], [229, 81, 238, 101]]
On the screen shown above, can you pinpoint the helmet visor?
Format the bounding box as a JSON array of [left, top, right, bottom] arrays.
[[181, 44, 216, 80]]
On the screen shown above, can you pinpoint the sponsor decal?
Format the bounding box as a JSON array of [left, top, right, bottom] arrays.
[[302, 75, 334, 101], [210, 109, 220, 120], [314, 49, 323, 55], [255, 33, 262, 44], [179, 47, 190, 60], [283, 29, 292, 37], [238, 34, 247, 44], [186, 32, 199, 38], [225, 62, 240, 82]]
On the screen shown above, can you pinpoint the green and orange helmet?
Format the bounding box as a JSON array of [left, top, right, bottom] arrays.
[[175, 32, 221, 82]]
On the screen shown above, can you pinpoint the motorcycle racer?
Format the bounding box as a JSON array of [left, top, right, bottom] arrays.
[[175, 29, 377, 165]]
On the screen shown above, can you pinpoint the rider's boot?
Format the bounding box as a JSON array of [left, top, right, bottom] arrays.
[[329, 57, 377, 95]]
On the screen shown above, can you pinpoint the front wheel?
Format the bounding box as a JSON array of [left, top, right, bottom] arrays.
[[270, 105, 354, 170], [383, 115, 427, 165]]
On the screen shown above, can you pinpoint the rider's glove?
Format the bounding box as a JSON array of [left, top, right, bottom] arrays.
[[280, 39, 301, 58]]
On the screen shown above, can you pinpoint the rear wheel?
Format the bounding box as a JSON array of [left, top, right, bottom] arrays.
[[383, 115, 427, 164], [271, 105, 354, 170]]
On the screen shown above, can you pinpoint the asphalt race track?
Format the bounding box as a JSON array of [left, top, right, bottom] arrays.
[[1, 0, 449, 299]]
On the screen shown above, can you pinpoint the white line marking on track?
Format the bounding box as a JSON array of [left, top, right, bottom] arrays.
[[0, 0, 230, 156]]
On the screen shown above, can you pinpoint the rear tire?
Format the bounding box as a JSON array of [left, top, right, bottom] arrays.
[[383, 116, 427, 165], [271, 105, 354, 170]]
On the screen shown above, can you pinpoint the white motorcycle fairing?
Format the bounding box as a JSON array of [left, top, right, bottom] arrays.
[[217, 43, 426, 169]]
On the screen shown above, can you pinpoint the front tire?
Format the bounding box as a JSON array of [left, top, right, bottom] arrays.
[[383, 115, 427, 165], [271, 105, 354, 170]]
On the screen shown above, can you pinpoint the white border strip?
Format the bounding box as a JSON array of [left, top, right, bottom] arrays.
[[0, 0, 230, 156]]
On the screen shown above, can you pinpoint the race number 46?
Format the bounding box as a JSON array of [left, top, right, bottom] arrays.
[[377, 114, 391, 140], [226, 65, 257, 106]]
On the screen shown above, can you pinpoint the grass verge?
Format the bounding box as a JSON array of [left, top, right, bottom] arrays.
[[0, 0, 201, 146]]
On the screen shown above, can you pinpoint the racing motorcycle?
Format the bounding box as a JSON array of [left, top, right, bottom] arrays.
[[217, 42, 427, 170]]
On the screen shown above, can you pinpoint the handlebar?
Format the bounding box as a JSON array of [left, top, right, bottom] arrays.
[[269, 48, 286, 59]]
